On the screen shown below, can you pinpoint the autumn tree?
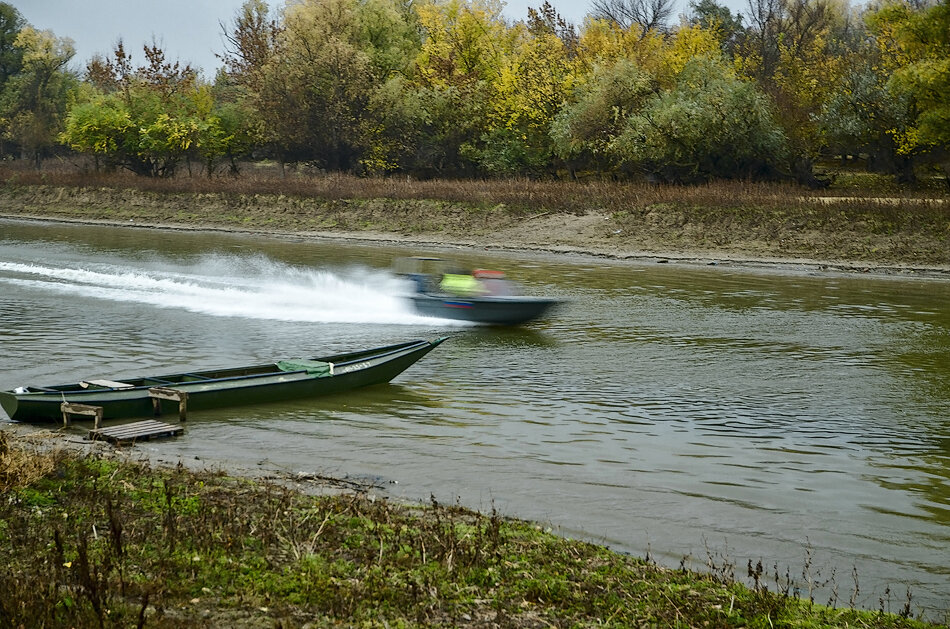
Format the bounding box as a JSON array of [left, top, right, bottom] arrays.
[[867, 0, 950, 182], [590, 0, 676, 34], [60, 41, 238, 176], [0, 26, 76, 168], [385, 0, 510, 175], [736, 0, 848, 184], [473, 2, 581, 175], [575, 14, 668, 82]]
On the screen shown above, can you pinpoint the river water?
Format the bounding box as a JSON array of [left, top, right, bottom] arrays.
[[1, 218, 948, 616]]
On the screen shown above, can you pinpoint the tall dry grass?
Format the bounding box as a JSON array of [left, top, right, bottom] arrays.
[[4, 162, 947, 258], [0, 430, 63, 492], [1, 161, 828, 214]]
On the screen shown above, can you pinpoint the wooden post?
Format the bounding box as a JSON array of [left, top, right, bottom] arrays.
[[61, 402, 104, 429], [148, 387, 188, 422]]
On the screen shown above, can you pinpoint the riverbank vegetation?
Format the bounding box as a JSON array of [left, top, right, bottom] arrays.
[[2, 163, 947, 268], [0, 429, 941, 627], [0, 0, 947, 188]]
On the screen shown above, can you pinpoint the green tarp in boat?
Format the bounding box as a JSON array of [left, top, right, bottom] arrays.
[[276, 360, 334, 377]]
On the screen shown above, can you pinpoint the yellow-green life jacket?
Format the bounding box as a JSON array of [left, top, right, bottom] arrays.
[[440, 273, 484, 296]]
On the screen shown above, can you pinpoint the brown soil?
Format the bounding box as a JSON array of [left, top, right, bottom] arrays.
[[1, 184, 948, 276]]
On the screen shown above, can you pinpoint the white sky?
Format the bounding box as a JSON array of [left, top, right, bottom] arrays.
[[10, 0, 744, 79]]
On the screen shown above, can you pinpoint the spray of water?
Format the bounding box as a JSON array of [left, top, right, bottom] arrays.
[[0, 255, 459, 325]]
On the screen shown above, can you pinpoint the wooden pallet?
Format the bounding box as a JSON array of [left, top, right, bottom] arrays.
[[88, 419, 184, 445]]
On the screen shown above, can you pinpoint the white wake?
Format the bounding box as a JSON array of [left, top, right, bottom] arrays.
[[0, 255, 449, 325]]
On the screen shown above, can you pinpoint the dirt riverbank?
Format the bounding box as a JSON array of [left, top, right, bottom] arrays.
[[1, 183, 948, 277]]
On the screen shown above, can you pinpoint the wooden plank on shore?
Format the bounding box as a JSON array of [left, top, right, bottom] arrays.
[[87, 419, 184, 445]]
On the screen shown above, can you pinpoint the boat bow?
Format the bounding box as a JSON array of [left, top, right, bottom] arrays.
[[0, 391, 17, 419]]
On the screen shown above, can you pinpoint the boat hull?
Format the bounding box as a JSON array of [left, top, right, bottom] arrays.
[[409, 295, 558, 325], [0, 338, 444, 422]]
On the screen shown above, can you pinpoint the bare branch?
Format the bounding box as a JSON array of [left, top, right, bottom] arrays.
[[590, 0, 675, 32]]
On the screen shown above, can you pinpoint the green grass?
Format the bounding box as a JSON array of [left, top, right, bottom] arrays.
[[0, 431, 942, 628]]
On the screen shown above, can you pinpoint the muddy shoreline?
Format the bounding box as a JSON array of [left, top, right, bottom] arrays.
[[0, 181, 948, 278], [4, 211, 949, 280]]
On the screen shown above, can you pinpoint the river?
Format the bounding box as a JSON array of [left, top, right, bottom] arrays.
[[1, 218, 948, 617]]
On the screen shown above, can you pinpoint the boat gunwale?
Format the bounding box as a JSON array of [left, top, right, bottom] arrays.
[[8, 339, 440, 399], [411, 294, 558, 304]]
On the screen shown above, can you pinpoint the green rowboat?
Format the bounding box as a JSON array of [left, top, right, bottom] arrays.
[[0, 338, 445, 422]]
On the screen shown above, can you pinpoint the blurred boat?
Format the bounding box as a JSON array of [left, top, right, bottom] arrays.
[[395, 257, 559, 325]]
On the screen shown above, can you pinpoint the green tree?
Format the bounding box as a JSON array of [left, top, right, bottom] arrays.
[[189, 83, 254, 176], [219, 0, 280, 86], [369, 77, 481, 176], [222, 0, 414, 172], [60, 87, 132, 161], [61, 42, 205, 176], [218, 0, 280, 164], [818, 63, 913, 173], [355, 0, 420, 79], [815, 8, 918, 183], [550, 58, 657, 176], [611, 56, 787, 181], [277, 0, 375, 170], [688, 0, 744, 55], [0, 2, 24, 86], [352, 0, 424, 172], [0, 2, 24, 156], [868, 0, 950, 173], [0, 26, 76, 168], [736, 0, 849, 183]]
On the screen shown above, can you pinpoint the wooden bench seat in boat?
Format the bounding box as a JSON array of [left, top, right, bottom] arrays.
[[80, 379, 135, 389]]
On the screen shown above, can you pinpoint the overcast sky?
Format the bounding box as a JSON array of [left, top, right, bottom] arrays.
[[10, 0, 741, 79]]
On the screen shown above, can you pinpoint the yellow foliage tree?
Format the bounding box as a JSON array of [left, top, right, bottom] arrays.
[[415, 0, 512, 88], [665, 22, 722, 75], [868, 0, 950, 158], [577, 17, 665, 77], [477, 3, 582, 173]]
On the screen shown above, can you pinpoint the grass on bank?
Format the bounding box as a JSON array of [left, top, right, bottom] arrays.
[[0, 431, 940, 628], [2, 162, 947, 214], [2, 163, 948, 269]]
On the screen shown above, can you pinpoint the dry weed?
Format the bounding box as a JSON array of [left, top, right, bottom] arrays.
[[0, 430, 64, 492]]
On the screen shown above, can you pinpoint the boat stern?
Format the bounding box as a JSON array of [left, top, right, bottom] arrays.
[[0, 391, 18, 420]]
